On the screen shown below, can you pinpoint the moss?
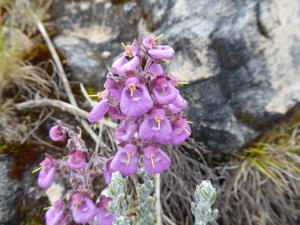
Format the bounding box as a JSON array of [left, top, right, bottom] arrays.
[[20, 220, 43, 225]]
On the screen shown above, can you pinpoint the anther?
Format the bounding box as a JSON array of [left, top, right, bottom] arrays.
[[155, 118, 161, 130], [32, 166, 43, 174], [183, 128, 191, 135], [151, 156, 155, 169], [129, 85, 136, 97], [126, 152, 131, 166]]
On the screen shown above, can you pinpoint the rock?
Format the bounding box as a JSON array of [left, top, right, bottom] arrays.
[[53, 0, 300, 151], [52, 0, 143, 86], [0, 155, 21, 225], [144, 0, 300, 151]]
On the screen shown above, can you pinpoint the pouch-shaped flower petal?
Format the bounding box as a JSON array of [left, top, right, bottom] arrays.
[[115, 120, 137, 143], [38, 157, 56, 189], [88, 99, 109, 123], [152, 77, 178, 105], [146, 63, 164, 76], [67, 151, 87, 169], [96, 197, 115, 225], [71, 193, 97, 224], [143, 146, 171, 174], [120, 77, 153, 117], [167, 93, 188, 113], [172, 118, 191, 144], [139, 109, 172, 144], [148, 45, 175, 59], [110, 144, 138, 176], [49, 125, 66, 142], [45, 199, 69, 225]]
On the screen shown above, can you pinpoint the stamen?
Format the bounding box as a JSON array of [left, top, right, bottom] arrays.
[[121, 42, 133, 57], [151, 156, 155, 169], [126, 152, 131, 166], [155, 118, 161, 130], [32, 166, 43, 174], [154, 33, 164, 41], [129, 85, 136, 97], [162, 59, 169, 63], [88, 90, 104, 99], [183, 128, 191, 135], [121, 42, 127, 49], [176, 81, 189, 85], [43, 206, 52, 211], [187, 120, 193, 124]]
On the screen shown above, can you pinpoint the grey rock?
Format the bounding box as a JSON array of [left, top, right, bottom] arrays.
[[53, 0, 300, 151], [52, 0, 142, 86], [0, 155, 21, 225], [143, 0, 300, 151]]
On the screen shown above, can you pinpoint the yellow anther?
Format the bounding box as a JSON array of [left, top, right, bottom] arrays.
[[129, 85, 136, 97], [176, 81, 189, 85], [154, 33, 164, 41], [183, 128, 191, 135], [151, 157, 155, 169], [43, 206, 52, 211], [121, 42, 127, 49], [155, 118, 161, 130], [162, 59, 169, 63], [32, 166, 43, 174], [121, 42, 133, 57], [187, 120, 193, 124], [127, 152, 131, 166]]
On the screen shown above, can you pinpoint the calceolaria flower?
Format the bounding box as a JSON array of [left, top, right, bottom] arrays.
[[37, 156, 56, 189], [70, 193, 97, 224], [110, 144, 138, 176], [49, 125, 66, 142], [45, 199, 69, 225], [143, 145, 171, 174], [96, 196, 115, 225]]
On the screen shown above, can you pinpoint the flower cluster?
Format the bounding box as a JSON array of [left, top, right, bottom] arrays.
[[34, 124, 115, 225], [89, 34, 191, 179], [33, 35, 191, 225]]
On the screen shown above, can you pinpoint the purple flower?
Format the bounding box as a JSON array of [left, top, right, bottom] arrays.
[[49, 125, 66, 142], [71, 193, 97, 224], [139, 109, 172, 144], [146, 63, 164, 76], [143, 35, 156, 49], [142, 34, 164, 49], [38, 157, 56, 189], [67, 151, 87, 169], [152, 77, 178, 105], [114, 119, 137, 142], [96, 196, 115, 225], [111, 42, 139, 75], [120, 77, 153, 117], [88, 99, 109, 123], [172, 118, 191, 144], [45, 199, 69, 225], [110, 144, 138, 176], [143, 146, 171, 174], [111, 56, 140, 76], [103, 159, 113, 184], [104, 78, 121, 101], [167, 93, 188, 113], [148, 45, 175, 60], [108, 106, 122, 120]]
